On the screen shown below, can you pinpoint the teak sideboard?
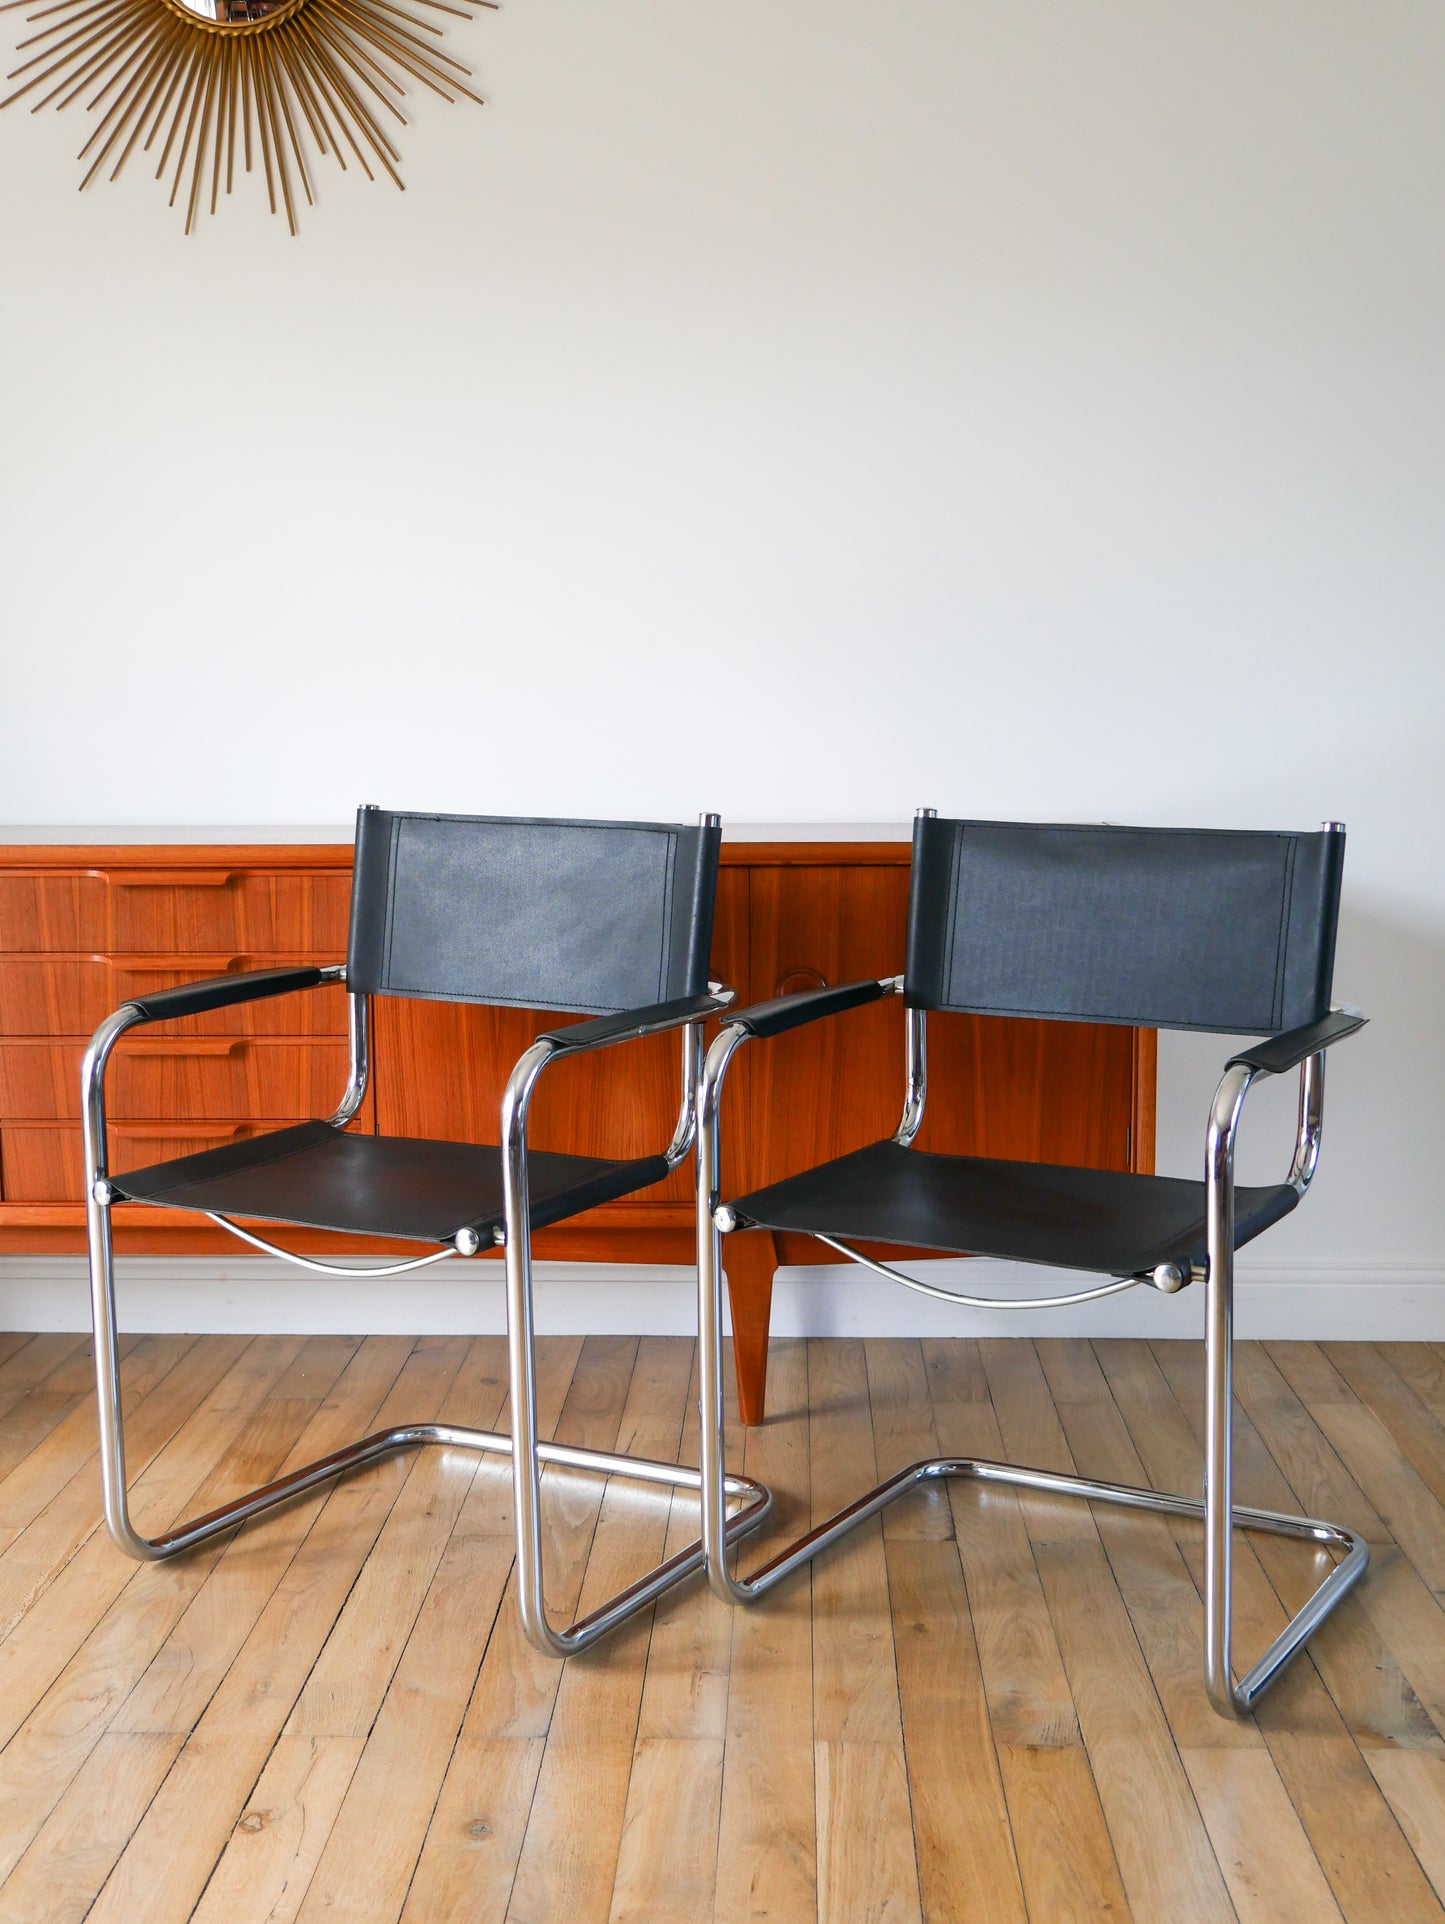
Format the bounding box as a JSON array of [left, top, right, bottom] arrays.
[[0, 839, 1155, 1422]]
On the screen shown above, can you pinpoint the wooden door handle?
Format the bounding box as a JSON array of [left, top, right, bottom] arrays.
[[774, 966, 829, 997]]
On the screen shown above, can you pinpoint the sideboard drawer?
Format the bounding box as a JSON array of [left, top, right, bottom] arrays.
[[2, 1121, 286, 1203], [0, 875, 107, 951], [0, 956, 347, 1037], [0, 870, 350, 953], [0, 1039, 350, 1121], [102, 870, 352, 953]]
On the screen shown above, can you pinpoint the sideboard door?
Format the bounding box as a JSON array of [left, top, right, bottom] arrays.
[[743, 863, 1139, 1193], [737, 865, 911, 1195]]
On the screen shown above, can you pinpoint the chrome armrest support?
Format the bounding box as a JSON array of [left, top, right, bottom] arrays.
[[1209, 1038, 1329, 1208], [81, 971, 349, 1200], [81, 1005, 146, 1198], [516, 982, 735, 1176], [1219, 1001, 1364, 1193], [542, 989, 735, 1056], [700, 970, 910, 1207], [1206, 1047, 1328, 1278]]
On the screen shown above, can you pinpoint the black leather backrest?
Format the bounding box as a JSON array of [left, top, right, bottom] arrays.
[[905, 817, 1345, 1035], [347, 809, 720, 1014]]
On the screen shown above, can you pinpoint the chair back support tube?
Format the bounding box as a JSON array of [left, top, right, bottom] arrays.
[[894, 1004, 927, 1145], [329, 989, 370, 1126], [1289, 1051, 1326, 1193], [665, 1019, 705, 1167]]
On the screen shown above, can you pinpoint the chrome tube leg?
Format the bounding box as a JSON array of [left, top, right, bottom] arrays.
[[81, 1005, 152, 1562], [1203, 1259, 1237, 1714], [500, 1041, 568, 1659], [1204, 1062, 1254, 1715], [697, 1028, 746, 1601], [696, 1026, 759, 1604], [1203, 1066, 1249, 1715], [698, 1229, 734, 1597], [84, 1174, 153, 1561]]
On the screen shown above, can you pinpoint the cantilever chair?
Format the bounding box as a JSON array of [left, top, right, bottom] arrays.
[[695, 812, 1367, 1717], [82, 806, 771, 1656]]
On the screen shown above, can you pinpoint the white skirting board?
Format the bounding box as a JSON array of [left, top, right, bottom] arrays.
[[1, 1255, 1442, 1341]]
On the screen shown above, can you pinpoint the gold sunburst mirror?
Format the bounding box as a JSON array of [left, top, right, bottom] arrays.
[[1, 0, 492, 231]]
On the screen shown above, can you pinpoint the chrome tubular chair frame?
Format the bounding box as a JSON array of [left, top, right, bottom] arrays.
[[82, 972, 771, 1658], [695, 992, 1367, 1719]]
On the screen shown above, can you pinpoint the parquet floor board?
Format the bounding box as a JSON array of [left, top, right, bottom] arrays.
[[0, 1333, 1442, 1923]]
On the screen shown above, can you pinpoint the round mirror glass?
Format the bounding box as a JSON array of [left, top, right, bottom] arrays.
[[167, 0, 295, 20]]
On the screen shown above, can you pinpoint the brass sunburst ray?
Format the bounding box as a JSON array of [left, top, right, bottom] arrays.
[[77, 19, 179, 183], [2, 0, 491, 228]]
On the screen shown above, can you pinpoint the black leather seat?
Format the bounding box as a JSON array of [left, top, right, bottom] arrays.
[[729, 1138, 1299, 1279], [110, 1120, 670, 1245]]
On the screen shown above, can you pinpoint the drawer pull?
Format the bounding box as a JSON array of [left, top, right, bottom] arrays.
[[114, 957, 245, 975], [104, 872, 235, 889], [126, 1039, 241, 1058]]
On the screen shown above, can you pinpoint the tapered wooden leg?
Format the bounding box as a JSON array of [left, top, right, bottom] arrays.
[[724, 1230, 777, 1425]]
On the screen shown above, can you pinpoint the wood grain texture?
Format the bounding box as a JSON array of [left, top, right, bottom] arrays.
[[0, 954, 350, 1040], [1147, 1339, 1445, 1924], [4, 1335, 1445, 1921], [0, 1038, 351, 1122], [725, 1230, 778, 1428], [0, 861, 351, 956], [714, 1337, 816, 1924]]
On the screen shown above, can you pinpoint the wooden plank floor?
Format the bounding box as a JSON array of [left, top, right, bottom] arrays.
[[2, 1332, 1445, 1923]]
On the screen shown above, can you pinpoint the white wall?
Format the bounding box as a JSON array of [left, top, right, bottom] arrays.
[[2, 2, 1442, 1327]]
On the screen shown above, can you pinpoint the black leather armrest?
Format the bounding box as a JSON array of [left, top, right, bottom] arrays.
[[541, 992, 733, 1053], [125, 965, 330, 1024], [1227, 1008, 1367, 1077], [725, 977, 889, 1041]]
